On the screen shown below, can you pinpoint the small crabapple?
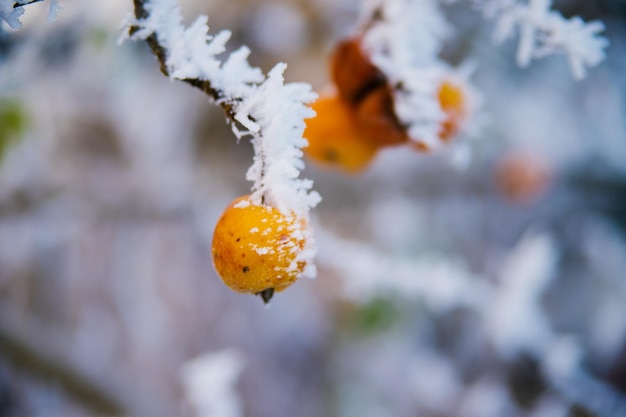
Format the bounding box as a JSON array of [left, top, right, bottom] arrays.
[[330, 37, 386, 105], [495, 151, 552, 204], [212, 195, 310, 302], [355, 84, 409, 147], [328, 38, 408, 149], [304, 93, 380, 173]]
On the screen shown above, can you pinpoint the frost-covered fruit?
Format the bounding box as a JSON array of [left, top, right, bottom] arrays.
[[331, 37, 385, 105], [212, 195, 309, 302], [304, 93, 380, 173], [355, 84, 409, 147], [411, 80, 468, 152]]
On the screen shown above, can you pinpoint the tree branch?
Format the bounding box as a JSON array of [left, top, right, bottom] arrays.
[[12, 0, 45, 8], [0, 325, 124, 416], [129, 0, 239, 119]]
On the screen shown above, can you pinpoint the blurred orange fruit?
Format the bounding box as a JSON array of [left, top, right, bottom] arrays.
[[304, 93, 380, 172], [319, 37, 472, 164], [495, 151, 552, 204], [355, 84, 409, 147], [330, 37, 385, 105]]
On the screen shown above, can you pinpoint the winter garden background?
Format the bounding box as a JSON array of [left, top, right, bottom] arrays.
[[0, 0, 625, 416]]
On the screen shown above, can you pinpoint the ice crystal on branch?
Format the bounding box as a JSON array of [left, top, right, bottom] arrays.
[[0, 1, 24, 29], [360, 0, 481, 151], [235, 64, 320, 215], [0, 0, 60, 29], [126, 0, 320, 219], [468, 0, 608, 79]]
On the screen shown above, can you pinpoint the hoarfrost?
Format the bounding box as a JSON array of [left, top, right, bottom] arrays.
[[0, 0, 26, 29], [467, 0, 608, 79], [0, 0, 62, 30], [127, 0, 320, 278], [361, 0, 481, 150], [127, 0, 319, 217]]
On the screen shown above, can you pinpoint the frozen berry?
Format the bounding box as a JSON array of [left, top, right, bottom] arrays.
[[212, 195, 311, 302]]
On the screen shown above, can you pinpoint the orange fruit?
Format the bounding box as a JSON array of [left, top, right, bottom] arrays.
[[212, 195, 310, 302], [355, 84, 409, 147], [330, 37, 386, 105], [304, 93, 380, 173]]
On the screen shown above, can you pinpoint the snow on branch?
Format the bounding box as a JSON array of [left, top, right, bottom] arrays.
[[235, 64, 320, 214], [360, 0, 481, 151], [0, 0, 60, 29], [126, 0, 320, 217], [469, 0, 609, 79], [360, 0, 449, 149]]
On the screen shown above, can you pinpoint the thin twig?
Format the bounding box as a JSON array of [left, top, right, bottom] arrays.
[[130, 0, 240, 119], [12, 0, 45, 8], [0, 327, 124, 415], [130, 0, 271, 203]]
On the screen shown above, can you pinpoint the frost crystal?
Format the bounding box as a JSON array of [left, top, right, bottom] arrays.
[[361, 0, 480, 149], [0, 0, 26, 29], [0, 0, 61, 29], [471, 0, 608, 79], [237, 64, 320, 216]]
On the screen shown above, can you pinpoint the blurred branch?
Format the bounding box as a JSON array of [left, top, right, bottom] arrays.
[[0, 310, 124, 416], [569, 169, 626, 233]]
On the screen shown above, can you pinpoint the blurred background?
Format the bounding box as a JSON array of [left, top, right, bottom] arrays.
[[0, 1, 625, 416]]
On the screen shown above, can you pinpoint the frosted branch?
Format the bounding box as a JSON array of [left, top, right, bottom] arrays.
[[470, 0, 609, 79], [126, 0, 320, 218], [0, 0, 60, 29]]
